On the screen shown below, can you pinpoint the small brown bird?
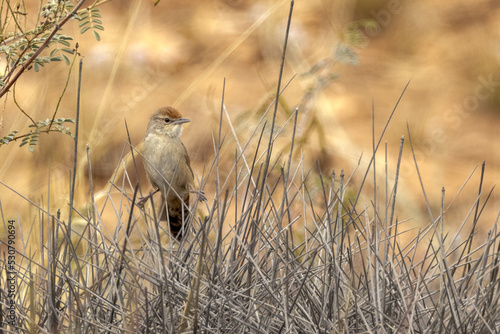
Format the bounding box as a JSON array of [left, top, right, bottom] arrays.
[[142, 106, 193, 240]]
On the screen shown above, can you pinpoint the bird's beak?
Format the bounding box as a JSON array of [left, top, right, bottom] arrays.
[[173, 118, 190, 125]]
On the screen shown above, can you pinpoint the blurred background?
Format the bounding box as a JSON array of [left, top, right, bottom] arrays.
[[0, 0, 498, 236]]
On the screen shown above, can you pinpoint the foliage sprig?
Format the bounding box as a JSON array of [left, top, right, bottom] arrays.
[[0, 0, 107, 151], [0, 117, 75, 151], [0, 0, 105, 97]]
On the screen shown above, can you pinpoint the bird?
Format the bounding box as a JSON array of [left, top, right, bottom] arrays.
[[142, 106, 193, 240]]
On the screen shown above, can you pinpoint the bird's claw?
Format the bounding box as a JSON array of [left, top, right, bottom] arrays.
[[136, 189, 159, 208], [191, 189, 207, 202], [136, 195, 150, 209]]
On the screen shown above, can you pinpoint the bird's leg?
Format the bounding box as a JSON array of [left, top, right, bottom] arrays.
[[190, 187, 207, 202], [137, 188, 160, 208]]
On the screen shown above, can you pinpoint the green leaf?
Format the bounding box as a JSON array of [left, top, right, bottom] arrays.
[[79, 20, 89, 27], [93, 30, 100, 41], [6, 132, 17, 140], [94, 25, 104, 31], [80, 26, 90, 34], [28, 132, 39, 151], [59, 40, 70, 47], [62, 54, 70, 65], [34, 63, 40, 72], [50, 56, 62, 61], [0, 130, 18, 144]]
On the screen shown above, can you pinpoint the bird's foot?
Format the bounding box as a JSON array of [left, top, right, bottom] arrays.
[[136, 196, 150, 209], [191, 189, 207, 202], [137, 189, 160, 208]]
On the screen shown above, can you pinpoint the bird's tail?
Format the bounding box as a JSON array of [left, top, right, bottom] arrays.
[[159, 194, 190, 240]]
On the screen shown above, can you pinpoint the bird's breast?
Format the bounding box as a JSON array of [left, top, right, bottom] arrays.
[[143, 134, 193, 192]]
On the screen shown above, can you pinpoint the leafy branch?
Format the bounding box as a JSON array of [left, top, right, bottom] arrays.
[[0, 118, 75, 152], [2, 40, 80, 151], [77, 6, 104, 41], [0, 0, 108, 151], [0, 0, 87, 98]]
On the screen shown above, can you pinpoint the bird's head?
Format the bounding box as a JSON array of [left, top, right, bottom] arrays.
[[147, 106, 190, 138]]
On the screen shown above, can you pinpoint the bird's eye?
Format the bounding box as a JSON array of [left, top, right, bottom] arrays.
[[164, 118, 171, 123]]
